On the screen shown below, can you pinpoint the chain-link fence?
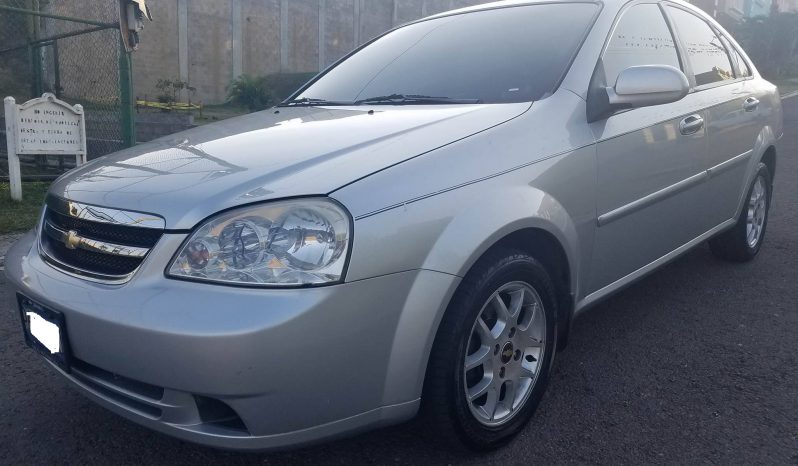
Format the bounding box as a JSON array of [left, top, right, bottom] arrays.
[[0, 0, 128, 179]]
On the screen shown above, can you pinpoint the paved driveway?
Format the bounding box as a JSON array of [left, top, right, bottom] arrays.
[[1, 98, 796, 465]]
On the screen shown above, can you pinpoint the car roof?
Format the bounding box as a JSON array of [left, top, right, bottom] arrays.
[[425, 0, 698, 19]]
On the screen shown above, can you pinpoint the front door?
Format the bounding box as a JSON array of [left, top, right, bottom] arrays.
[[586, 2, 709, 294]]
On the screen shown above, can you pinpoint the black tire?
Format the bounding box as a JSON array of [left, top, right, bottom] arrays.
[[709, 163, 772, 262], [420, 248, 558, 452]]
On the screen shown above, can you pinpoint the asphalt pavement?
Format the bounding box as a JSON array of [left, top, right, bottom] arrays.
[[1, 98, 796, 465]]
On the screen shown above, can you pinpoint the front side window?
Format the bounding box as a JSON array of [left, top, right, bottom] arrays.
[[294, 3, 599, 105], [667, 7, 734, 86], [600, 4, 681, 86]]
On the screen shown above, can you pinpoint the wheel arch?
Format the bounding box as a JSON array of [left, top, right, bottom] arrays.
[[377, 185, 587, 408], [761, 145, 776, 181], [734, 127, 779, 220], [475, 228, 574, 351], [419, 187, 582, 360]]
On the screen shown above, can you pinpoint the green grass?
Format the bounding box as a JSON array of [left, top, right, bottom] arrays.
[[0, 182, 49, 234]]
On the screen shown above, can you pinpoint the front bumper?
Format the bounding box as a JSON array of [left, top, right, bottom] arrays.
[[4, 230, 459, 450]]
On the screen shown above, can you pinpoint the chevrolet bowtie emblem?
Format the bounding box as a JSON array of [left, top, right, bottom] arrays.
[[64, 230, 81, 249]]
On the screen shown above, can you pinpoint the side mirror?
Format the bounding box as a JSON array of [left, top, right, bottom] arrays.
[[607, 65, 689, 109]]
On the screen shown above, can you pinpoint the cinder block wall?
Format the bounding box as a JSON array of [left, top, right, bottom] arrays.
[[133, 0, 491, 104]]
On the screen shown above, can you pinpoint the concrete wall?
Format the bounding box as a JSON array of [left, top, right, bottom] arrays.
[[131, 0, 491, 104]]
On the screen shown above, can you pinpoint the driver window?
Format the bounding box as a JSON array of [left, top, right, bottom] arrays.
[[600, 4, 681, 86]]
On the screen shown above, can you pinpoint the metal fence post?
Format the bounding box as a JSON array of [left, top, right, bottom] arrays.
[[118, 36, 135, 148], [26, 0, 43, 97]]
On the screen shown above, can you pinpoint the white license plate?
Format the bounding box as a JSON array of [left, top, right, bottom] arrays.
[[27, 311, 62, 354], [18, 295, 70, 370]]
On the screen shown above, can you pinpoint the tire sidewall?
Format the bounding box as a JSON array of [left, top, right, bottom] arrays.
[[444, 253, 558, 449], [742, 164, 773, 257]]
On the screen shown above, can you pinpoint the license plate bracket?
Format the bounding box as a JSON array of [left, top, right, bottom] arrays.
[[18, 294, 72, 372]]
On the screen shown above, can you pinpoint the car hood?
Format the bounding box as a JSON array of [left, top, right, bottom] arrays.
[[50, 103, 529, 229]]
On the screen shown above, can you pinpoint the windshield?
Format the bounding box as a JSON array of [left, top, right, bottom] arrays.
[[292, 3, 599, 106]]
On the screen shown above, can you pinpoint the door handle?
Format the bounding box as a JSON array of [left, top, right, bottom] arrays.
[[743, 97, 760, 112], [679, 114, 704, 135]]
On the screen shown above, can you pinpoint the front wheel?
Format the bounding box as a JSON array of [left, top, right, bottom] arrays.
[[709, 163, 772, 262], [421, 249, 558, 451]]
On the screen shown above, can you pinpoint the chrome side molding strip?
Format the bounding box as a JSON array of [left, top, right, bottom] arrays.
[[597, 150, 752, 227], [597, 170, 708, 227], [576, 218, 737, 314]]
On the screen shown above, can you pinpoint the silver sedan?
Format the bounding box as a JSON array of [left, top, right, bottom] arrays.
[[5, 0, 783, 452]]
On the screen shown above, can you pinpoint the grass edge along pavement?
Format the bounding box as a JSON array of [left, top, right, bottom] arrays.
[[0, 182, 48, 234]]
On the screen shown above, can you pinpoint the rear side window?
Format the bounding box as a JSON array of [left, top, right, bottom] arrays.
[[600, 4, 680, 86], [728, 45, 752, 78], [667, 7, 734, 86]]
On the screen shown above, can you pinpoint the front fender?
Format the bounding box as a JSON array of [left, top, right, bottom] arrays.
[[339, 155, 586, 288], [336, 153, 594, 406], [420, 185, 580, 287]]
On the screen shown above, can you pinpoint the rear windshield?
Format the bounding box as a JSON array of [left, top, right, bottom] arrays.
[[294, 3, 599, 105]]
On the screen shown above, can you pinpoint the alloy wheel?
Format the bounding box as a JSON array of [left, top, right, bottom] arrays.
[[746, 175, 768, 248], [463, 281, 546, 426]]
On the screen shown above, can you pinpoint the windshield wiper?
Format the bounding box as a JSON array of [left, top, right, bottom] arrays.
[[279, 97, 353, 107], [354, 94, 481, 106]]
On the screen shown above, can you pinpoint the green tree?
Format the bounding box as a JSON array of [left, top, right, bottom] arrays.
[[725, 12, 798, 80]]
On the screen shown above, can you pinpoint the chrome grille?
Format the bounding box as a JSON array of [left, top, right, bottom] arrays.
[[39, 196, 165, 283]]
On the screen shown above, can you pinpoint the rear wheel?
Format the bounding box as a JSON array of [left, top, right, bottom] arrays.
[[709, 163, 772, 262], [421, 249, 557, 451]]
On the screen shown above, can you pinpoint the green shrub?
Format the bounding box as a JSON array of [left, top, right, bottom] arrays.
[[227, 74, 273, 111], [155, 78, 196, 105], [227, 72, 318, 111]]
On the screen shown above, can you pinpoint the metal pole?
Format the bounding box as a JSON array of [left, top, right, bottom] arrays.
[[25, 0, 42, 97], [0, 5, 118, 29], [32, 0, 43, 96], [52, 41, 61, 98], [119, 37, 135, 148], [0, 24, 116, 55]]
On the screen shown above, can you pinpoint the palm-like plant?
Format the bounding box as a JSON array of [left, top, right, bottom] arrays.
[[227, 75, 273, 111]]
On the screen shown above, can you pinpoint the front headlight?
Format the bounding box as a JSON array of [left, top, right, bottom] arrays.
[[167, 198, 351, 286]]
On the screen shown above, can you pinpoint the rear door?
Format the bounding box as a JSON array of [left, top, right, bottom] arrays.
[[587, 2, 710, 294], [664, 5, 760, 231]]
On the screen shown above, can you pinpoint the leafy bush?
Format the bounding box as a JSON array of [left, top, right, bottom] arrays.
[[227, 74, 273, 111], [155, 78, 196, 106], [227, 72, 317, 111]]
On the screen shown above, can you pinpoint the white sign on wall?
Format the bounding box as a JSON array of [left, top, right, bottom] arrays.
[[4, 93, 87, 200]]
